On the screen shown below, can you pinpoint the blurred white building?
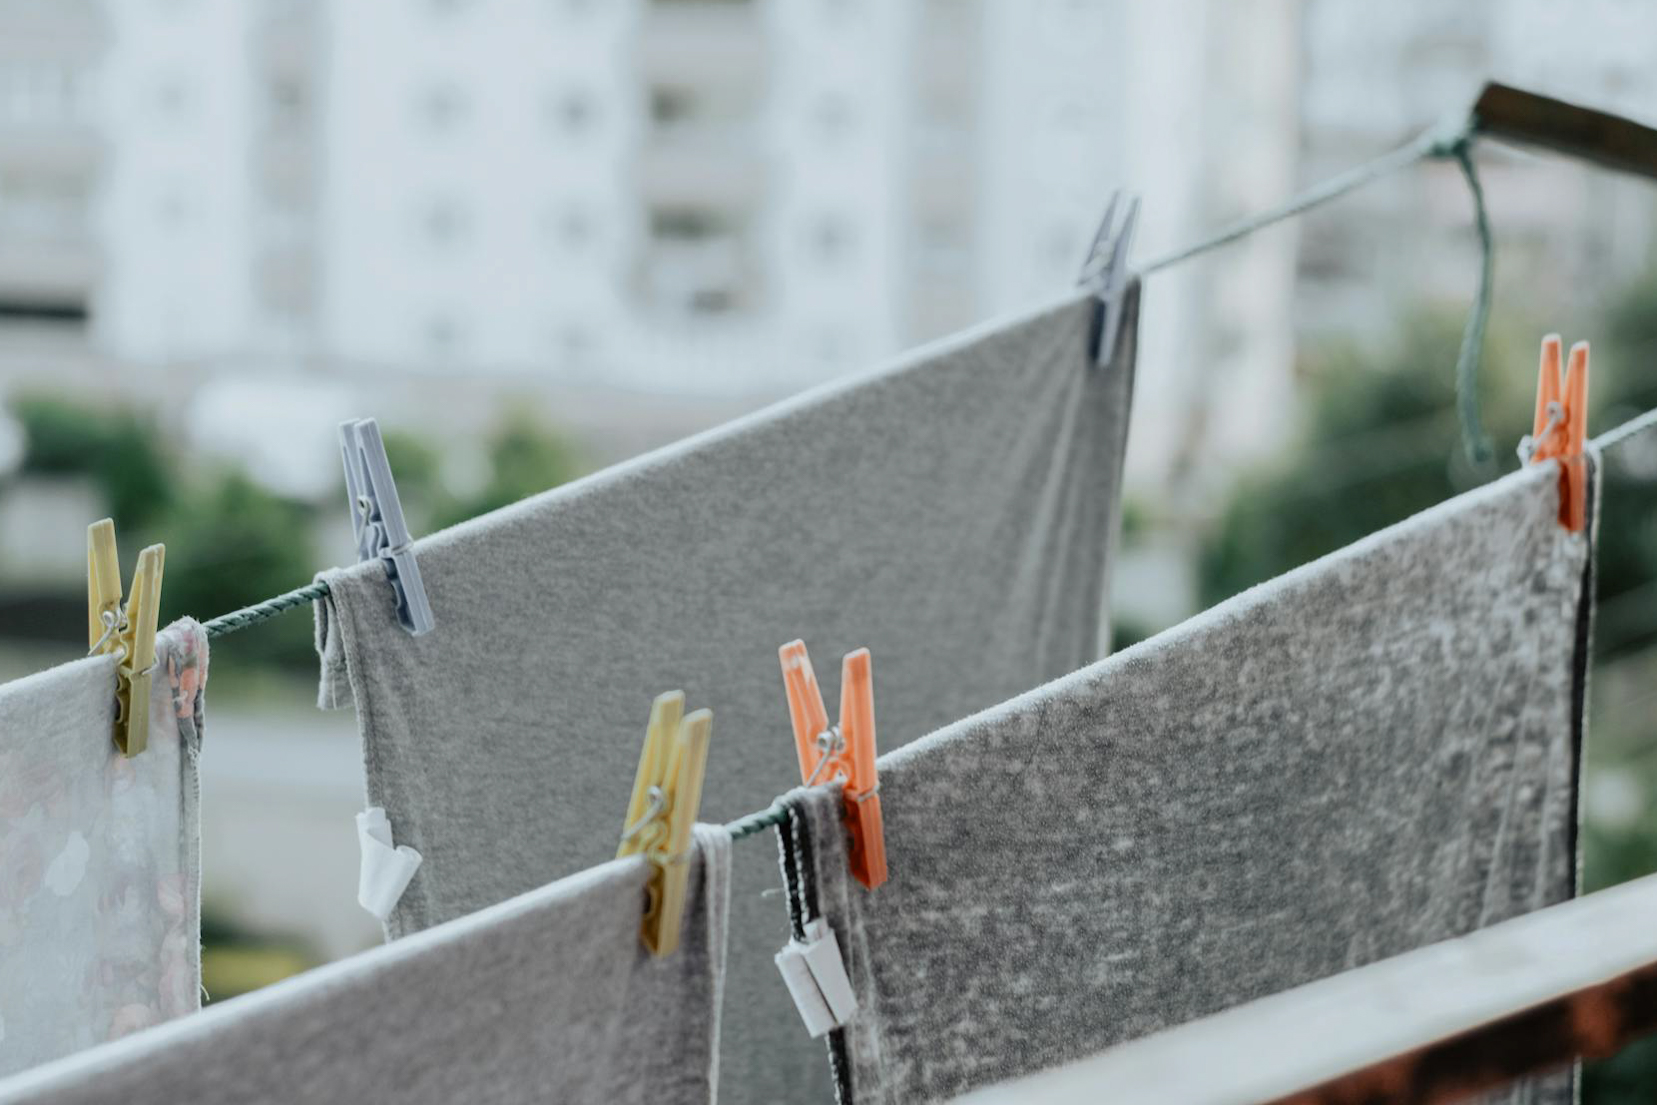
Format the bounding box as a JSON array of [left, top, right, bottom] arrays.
[[3, 0, 1656, 479], [0, 0, 1292, 439]]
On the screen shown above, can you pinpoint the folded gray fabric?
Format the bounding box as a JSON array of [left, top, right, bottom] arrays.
[[0, 620, 207, 1077], [315, 286, 1139, 1102], [779, 458, 1598, 1105], [0, 824, 732, 1105]]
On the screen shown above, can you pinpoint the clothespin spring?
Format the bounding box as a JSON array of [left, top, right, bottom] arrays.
[[803, 727, 845, 788], [619, 785, 668, 846], [88, 607, 123, 657], [1517, 400, 1564, 464]]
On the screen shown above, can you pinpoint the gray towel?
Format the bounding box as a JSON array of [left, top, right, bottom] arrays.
[[778, 458, 1597, 1104], [314, 286, 1139, 1102], [0, 824, 732, 1105], [0, 620, 207, 1078]]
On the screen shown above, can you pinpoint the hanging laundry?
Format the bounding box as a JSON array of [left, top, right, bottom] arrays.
[[777, 455, 1598, 1105], [0, 620, 208, 1078], [0, 825, 732, 1105], [313, 284, 1141, 1102]]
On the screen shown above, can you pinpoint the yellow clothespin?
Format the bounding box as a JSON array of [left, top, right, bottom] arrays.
[[86, 519, 165, 757], [617, 691, 712, 957]]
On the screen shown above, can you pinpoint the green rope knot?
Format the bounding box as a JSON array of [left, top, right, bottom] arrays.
[[1424, 111, 1477, 161]]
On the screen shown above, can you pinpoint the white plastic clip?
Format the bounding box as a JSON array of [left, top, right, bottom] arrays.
[[1078, 189, 1140, 368], [355, 807, 422, 922], [775, 917, 856, 1037], [340, 418, 435, 636]]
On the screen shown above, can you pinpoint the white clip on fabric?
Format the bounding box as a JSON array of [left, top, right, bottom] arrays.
[[356, 807, 422, 922], [775, 917, 856, 1038]]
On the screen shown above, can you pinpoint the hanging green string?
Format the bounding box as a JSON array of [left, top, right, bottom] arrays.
[[1441, 131, 1496, 465]]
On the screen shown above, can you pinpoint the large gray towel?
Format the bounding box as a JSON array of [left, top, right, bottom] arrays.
[[0, 825, 732, 1105], [314, 286, 1139, 1101], [0, 620, 207, 1078], [778, 456, 1598, 1104]]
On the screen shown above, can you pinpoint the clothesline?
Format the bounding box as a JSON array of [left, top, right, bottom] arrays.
[[199, 116, 1497, 648]]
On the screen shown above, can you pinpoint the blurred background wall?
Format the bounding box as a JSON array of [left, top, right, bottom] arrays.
[[1, 0, 1656, 1095]]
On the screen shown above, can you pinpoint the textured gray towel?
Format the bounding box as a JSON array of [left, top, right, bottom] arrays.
[[315, 286, 1139, 1102], [778, 458, 1597, 1105], [0, 824, 732, 1105], [0, 620, 207, 1078]]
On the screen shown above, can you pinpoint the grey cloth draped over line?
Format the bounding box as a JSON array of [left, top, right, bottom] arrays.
[[779, 456, 1598, 1105], [312, 285, 1141, 1103], [0, 826, 732, 1105]]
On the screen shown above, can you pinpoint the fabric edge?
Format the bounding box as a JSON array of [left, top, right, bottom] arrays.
[[158, 617, 208, 1021], [1092, 276, 1142, 662], [311, 567, 418, 940], [693, 823, 734, 1100]]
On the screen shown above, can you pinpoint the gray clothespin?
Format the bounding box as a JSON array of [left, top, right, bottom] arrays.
[[340, 418, 435, 636], [1078, 190, 1140, 368]]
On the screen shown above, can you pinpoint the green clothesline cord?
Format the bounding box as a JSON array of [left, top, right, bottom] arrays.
[[1139, 114, 1495, 463], [203, 580, 331, 640], [724, 801, 789, 841], [201, 115, 1496, 642]]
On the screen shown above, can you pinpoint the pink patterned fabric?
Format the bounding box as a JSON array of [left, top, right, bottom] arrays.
[[0, 620, 206, 1076]]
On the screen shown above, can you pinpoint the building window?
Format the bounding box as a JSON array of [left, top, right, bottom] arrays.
[[268, 75, 307, 130], [421, 198, 470, 247], [915, 215, 970, 274], [156, 76, 190, 119], [549, 90, 597, 136], [424, 315, 463, 357], [813, 94, 854, 138], [640, 204, 754, 317], [417, 83, 467, 132], [548, 205, 596, 249], [810, 214, 854, 265], [652, 207, 728, 241], [0, 170, 90, 242]]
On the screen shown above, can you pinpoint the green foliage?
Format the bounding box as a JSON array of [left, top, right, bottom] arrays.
[[9, 394, 173, 531], [434, 410, 584, 529], [159, 470, 318, 667], [1590, 269, 1657, 660], [1198, 310, 1531, 611], [1197, 298, 1657, 663], [376, 428, 446, 535]]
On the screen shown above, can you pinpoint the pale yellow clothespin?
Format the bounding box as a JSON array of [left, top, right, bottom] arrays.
[[617, 691, 712, 957], [86, 519, 165, 757]]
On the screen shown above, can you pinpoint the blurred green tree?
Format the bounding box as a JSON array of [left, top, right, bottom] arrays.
[[10, 395, 173, 531], [435, 410, 584, 529], [1198, 303, 1657, 664], [159, 469, 318, 667]]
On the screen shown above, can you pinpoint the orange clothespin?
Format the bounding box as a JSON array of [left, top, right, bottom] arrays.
[[779, 641, 887, 890], [1524, 334, 1591, 533]]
